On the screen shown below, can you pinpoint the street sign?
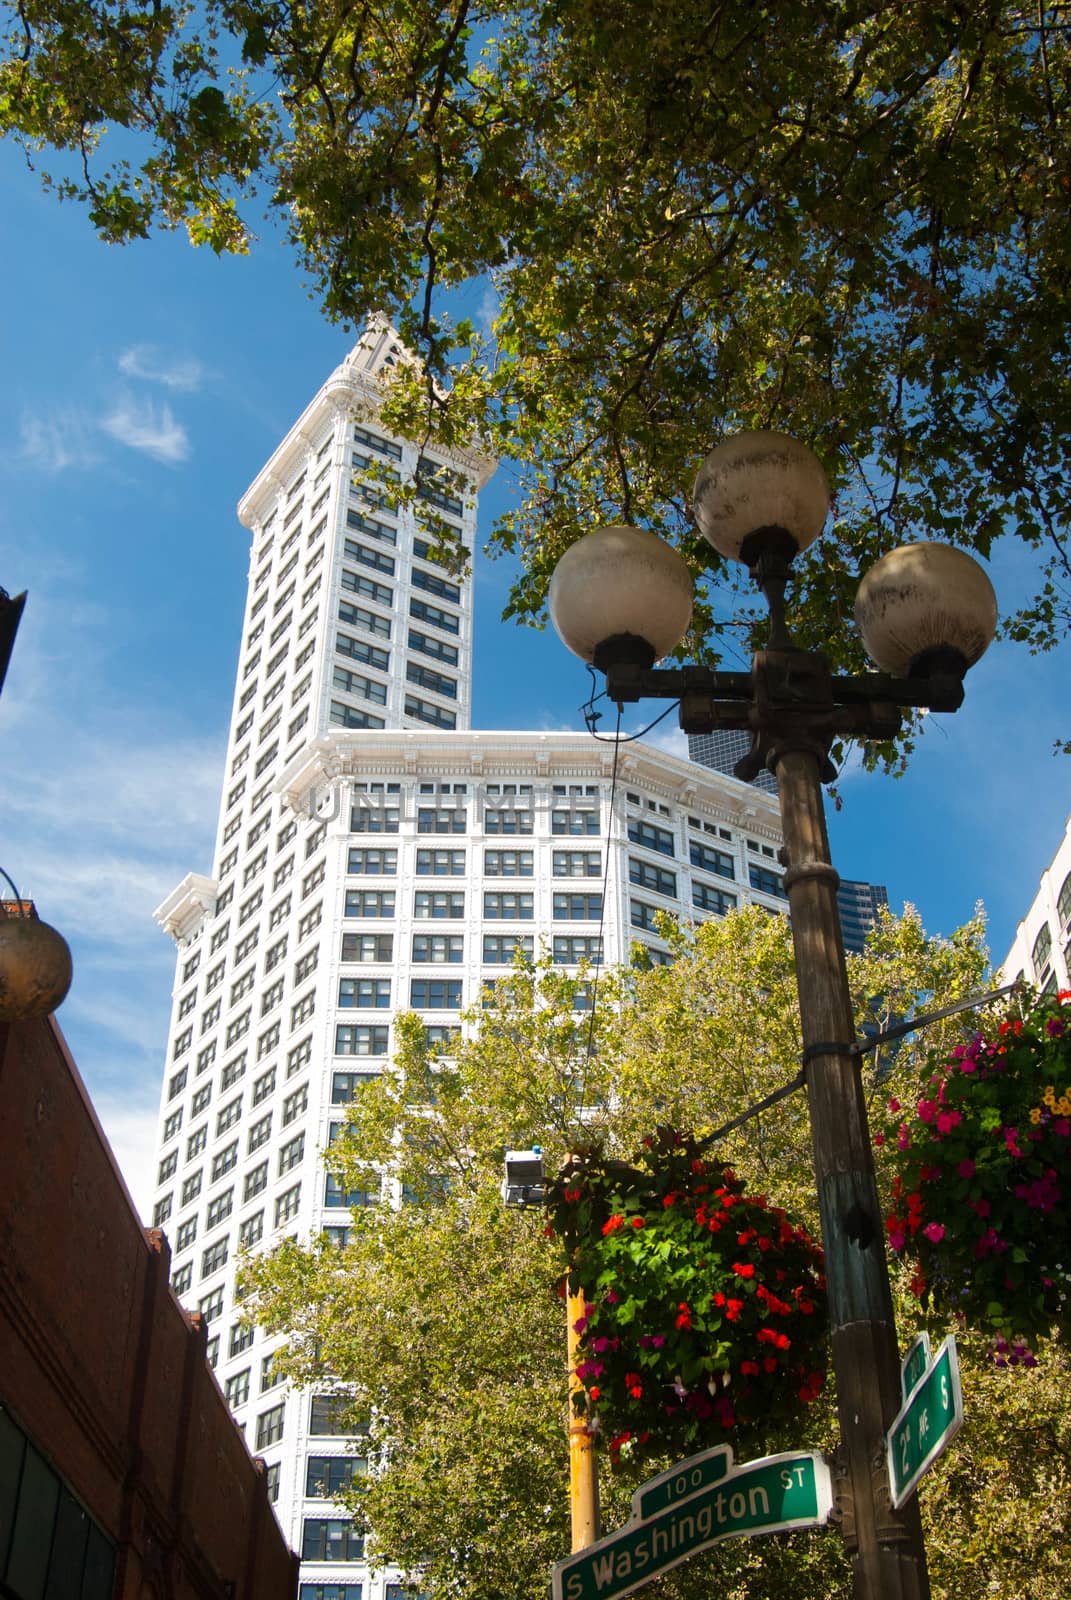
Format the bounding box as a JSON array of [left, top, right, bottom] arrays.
[[551, 1446, 833, 1600], [887, 1334, 963, 1510], [900, 1332, 932, 1405]]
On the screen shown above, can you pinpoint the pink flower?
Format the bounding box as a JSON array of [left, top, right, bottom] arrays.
[[888, 1097, 901, 1114], [1003, 1126, 1022, 1157], [936, 1109, 962, 1135], [957, 1159, 976, 1179], [874, 1132, 886, 1147], [888, 1228, 906, 1251], [1053, 1118, 1071, 1137], [917, 1099, 937, 1124], [922, 1222, 946, 1243]]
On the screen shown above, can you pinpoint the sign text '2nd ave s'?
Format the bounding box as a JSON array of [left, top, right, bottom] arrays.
[[551, 1446, 834, 1600]]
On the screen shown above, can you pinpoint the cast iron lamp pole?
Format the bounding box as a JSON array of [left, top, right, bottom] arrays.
[[547, 432, 998, 1600]]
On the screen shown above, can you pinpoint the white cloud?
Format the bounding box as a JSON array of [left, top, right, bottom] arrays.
[[101, 395, 190, 464], [17, 410, 101, 473], [118, 344, 205, 392], [94, 1095, 161, 1220]]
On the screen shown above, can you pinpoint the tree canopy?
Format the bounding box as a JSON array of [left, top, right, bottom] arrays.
[[246, 908, 1071, 1600], [4, 1, 1070, 700]]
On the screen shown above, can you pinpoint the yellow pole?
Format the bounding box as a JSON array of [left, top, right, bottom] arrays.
[[566, 1282, 600, 1551]]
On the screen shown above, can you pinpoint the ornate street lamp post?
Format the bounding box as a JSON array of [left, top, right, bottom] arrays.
[[547, 431, 997, 1600]]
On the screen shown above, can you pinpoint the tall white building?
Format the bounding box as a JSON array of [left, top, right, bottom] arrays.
[[149, 328, 785, 1600], [1001, 812, 1071, 994]]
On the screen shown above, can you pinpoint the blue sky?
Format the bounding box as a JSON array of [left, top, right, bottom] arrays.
[[1, 143, 1067, 1214]]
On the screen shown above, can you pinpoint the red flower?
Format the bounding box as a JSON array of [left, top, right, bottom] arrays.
[[589, 1386, 600, 1401], [675, 1303, 693, 1330], [733, 1262, 755, 1279], [632, 1217, 645, 1229], [602, 1214, 624, 1235], [725, 1298, 744, 1322], [739, 1359, 760, 1376]]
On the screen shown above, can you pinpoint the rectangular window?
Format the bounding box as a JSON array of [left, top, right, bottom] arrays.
[[182, 950, 202, 982], [336, 630, 390, 672], [291, 990, 316, 1029], [181, 1171, 202, 1205], [344, 890, 396, 918], [483, 808, 533, 836], [252, 1066, 276, 1105], [199, 1287, 224, 1322], [630, 898, 663, 933], [343, 537, 395, 576], [748, 864, 787, 899], [409, 979, 463, 1010], [628, 817, 675, 856], [211, 1142, 238, 1180], [153, 1196, 173, 1227], [287, 1037, 313, 1079], [553, 850, 602, 878], [261, 979, 284, 1015], [283, 1083, 309, 1124], [172, 1262, 192, 1295], [338, 978, 391, 1008], [413, 890, 465, 918], [333, 664, 388, 706], [347, 847, 397, 875], [340, 932, 394, 963], [693, 881, 738, 916], [405, 694, 456, 729], [552, 936, 603, 965], [409, 597, 459, 635], [552, 809, 599, 837], [186, 1126, 207, 1159], [340, 568, 392, 608], [265, 935, 288, 972], [216, 1096, 242, 1135], [408, 627, 458, 666], [339, 598, 391, 639], [406, 660, 457, 699], [417, 806, 466, 835], [176, 1217, 197, 1251], [268, 895, 291, 930], [331, 1071, 376, 1104], [301, 1519, 364, 1563], [483, 934, 535, 964], [225, 1011, 251, 1047], [411, 566, 460, 604], [163, 1108, 183, 1142], [225, 1369, 250, 1408], [335, 1025, 389, 1056], [309, 1394, 360, 1435], [412, 933, 464, 963], [553, 893, 603, 920], [201, 1000, 221, 1033], [258, 1022, 281, 1060], [201, 1238, 228, 1277], [244, 1162, 269, 1201], [483, 891, 534, 919], [275, 1183, 302, 1226], [248, 1113, 273, 1153], [230, 1322, 255, 1357], [239, 1211, 264, 1249], [278, 1133, 305, 1175], [690, 839, 735, 879], [630, 857, 677, 897], [177, 988, 197, 1019], [484, 850, 533, 877], [306, 1456, 364, 1498], [354, 423, 403, 460], [210, 921, 230, 953], [413, 848, 464, 876], [256, 1402, 286, 1449], [207, 1189, 234, 1230]]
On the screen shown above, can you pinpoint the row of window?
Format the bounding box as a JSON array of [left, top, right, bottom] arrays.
[[350, 806, 600, 836], [344, 848, 601, 879]]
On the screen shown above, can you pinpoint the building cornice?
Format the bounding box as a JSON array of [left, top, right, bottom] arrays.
[[153, 873, 219, 945]]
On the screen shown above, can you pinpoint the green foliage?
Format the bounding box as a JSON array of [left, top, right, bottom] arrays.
[[5, 2, 1071, 737], [547, 1132, 827, 1466], [882, 987, 1071, 1347], [244, 909, 1071, 1600]]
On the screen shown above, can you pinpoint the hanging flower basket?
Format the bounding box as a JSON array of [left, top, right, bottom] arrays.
[[545, 1129, 827, 1466], [881, 989, 1071, 1354]]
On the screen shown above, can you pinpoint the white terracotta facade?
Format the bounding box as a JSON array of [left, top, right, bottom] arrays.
[[149, 331, 785, 1600]]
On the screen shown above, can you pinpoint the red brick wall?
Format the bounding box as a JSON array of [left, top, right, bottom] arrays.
[[0, 1017, 299, 1600]]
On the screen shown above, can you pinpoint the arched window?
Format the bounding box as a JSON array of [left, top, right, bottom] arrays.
[[1032, 922, 1053, 977], [1057, 871, 1071, 929]]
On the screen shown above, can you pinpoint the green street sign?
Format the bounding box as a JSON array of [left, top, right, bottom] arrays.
[[887, 1334, 964, 1510], [900, 1332, 932, 1405], [551, 1447, 833, 1600]]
